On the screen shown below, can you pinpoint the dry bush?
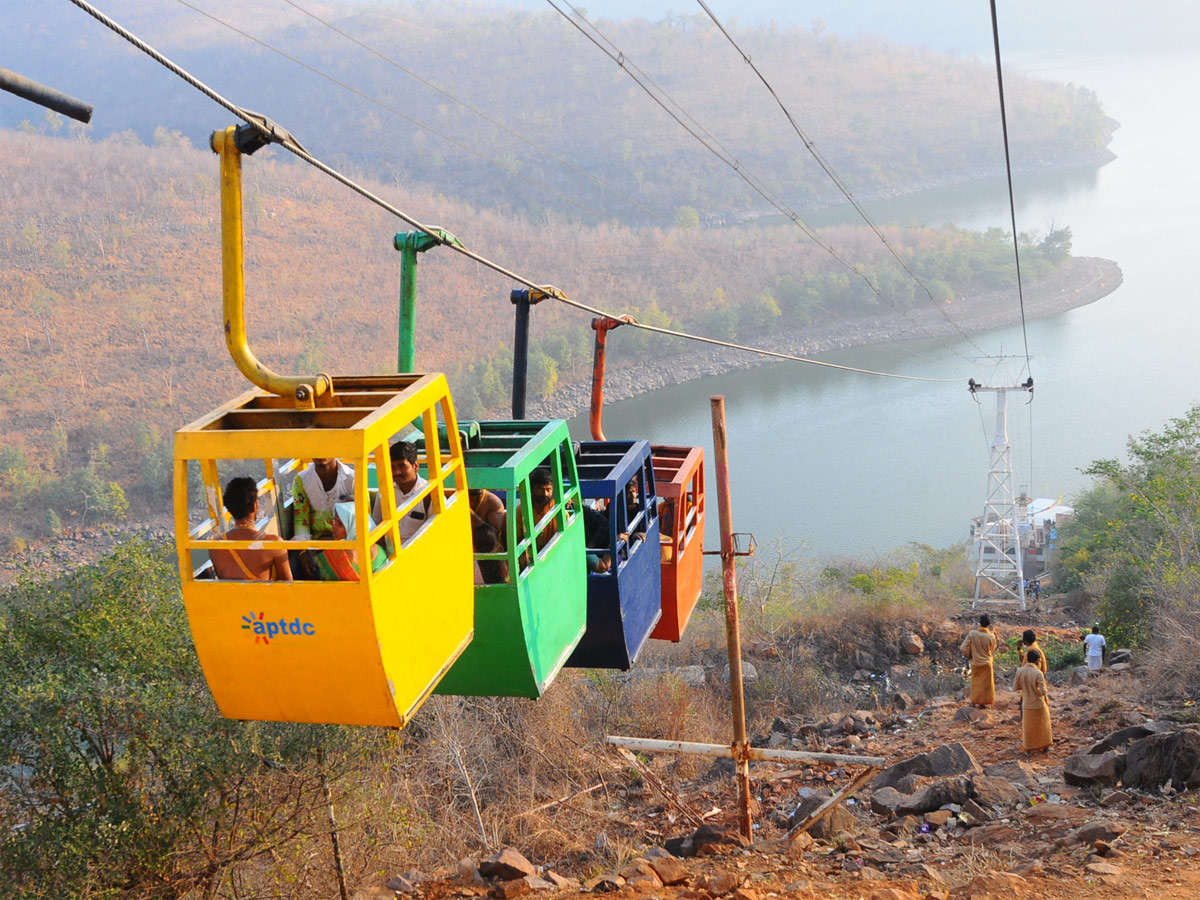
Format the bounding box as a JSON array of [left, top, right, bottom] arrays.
[[1142, 607, 1200, 700]]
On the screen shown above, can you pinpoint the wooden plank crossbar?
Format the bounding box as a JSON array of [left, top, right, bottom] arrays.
[[606, 736, 885, 767]]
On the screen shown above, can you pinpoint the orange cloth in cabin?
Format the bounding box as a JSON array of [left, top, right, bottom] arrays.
[[1014, 663, 1053, 751]]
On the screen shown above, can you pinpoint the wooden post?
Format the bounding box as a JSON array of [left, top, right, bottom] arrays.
[[710, 395, 752, 838]]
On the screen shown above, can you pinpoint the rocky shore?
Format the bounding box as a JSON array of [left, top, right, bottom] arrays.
[[530, 256, 1122, 421]]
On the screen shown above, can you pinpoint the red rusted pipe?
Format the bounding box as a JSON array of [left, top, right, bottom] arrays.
[[589, 317, 625, 441]]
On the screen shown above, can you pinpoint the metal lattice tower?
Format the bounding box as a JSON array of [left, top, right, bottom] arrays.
[[969, 370, 1033, 609]]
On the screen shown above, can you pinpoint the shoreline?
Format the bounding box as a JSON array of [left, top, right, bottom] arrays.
[[531, 256, 1122, 420]]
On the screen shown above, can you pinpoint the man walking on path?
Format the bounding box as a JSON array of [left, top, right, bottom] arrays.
[[1083, 625, 1107, 671], [961, 614, 998, 707], [1014, 648, 1053, 752]]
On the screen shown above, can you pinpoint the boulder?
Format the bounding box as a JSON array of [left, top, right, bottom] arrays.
[[1071, 666, 1094, 684], [1064, 750, 1124, 787], [721, 661, 758, 684], [522, 877, 557, 892], [810, 806, 858, 841], [665, 823, 750, 858], [969, 775, 1023, 810], [892, 691, 916, 711], [962, 798, 993, 823], [647, 856, 689, 886], [902, 633, 925, 655], [1123, 729, 1200, 790], [923, 810, 952, 828], [698, 872, 743, 896], [618, 861, 662, 887], [895, 776, 973, 815], [581, 874, 623, 893], [544, 870, 575, 889], [789, 789, 859, 838], [872, 743, 982, 791], [1064, 820, 1127, 847], [386, 876, 415, 893], [870, 786, 906, 816], [1088, 721, 1170, 754], [1110, 662, 1132, 673], [1109, 649, 1133, 665], [491, 878, 531, 899], [983, 760, 1038, 787], [459, 859, 485, 886], [480, 848, 537, 881]]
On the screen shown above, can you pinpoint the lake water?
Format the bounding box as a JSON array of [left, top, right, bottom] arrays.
[[571, 49, 1200, 560]]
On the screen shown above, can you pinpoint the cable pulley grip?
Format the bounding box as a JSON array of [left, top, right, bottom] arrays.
[[510, 286, 563, 305]]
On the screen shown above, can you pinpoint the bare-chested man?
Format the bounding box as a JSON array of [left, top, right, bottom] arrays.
[[211, 476, 292, 581]]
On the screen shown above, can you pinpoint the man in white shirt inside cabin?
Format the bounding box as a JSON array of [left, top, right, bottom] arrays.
[[291, 457, 355, 541], [1083, 625, 1107, 670], [372, 440, 431, 545]]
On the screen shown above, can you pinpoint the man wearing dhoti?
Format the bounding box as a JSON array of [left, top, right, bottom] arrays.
[[1014, 648, 1053, 752], [960, 614, 998, 707], [1019, 629, 1048, 673]]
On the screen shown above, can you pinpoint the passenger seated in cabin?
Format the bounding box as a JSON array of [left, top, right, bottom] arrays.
[[582, 505, 613, 574], [658, 498, 676, 564], [472, 522, 509, 585], [372, 441, 432, 545], [469, 488, 507, 535], [292, 457, 356, 541], [211, 476, 293, 581], [527, 466, 558, 551], [314, 502, 387, 581], [620, 479, 647, 544], [291, 456, 355, 579], [515, 467, 558, 570]]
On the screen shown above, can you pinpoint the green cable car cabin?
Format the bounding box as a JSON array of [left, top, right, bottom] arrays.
[[432, 419, 587, 698]]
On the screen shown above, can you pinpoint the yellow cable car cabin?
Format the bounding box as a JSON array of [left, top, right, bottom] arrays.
[[174, 373, 474, 727], [173, 125, 475, 727]]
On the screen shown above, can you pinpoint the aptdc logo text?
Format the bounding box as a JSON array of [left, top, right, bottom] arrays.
[[242, 612, 316, 644]]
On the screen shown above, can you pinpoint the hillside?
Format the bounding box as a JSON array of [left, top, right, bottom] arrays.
[[3, 1, 1114, 224], [6, 537, 1200, 899], [0, 125, 1113, 546]]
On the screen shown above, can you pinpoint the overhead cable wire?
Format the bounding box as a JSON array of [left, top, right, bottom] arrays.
[[543, 0, 979, 366], [988, 0, 1033, 375], [65, 0, 963, 385], [276, 0, 670, 226], [695, 0, 995, 360], [169, 0, 615, 223]]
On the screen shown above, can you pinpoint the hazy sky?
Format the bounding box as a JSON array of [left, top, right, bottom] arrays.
[[481, 0, 1198, 58]]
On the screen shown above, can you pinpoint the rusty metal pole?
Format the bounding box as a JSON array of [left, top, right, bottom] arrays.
[[710, 395, 752, 838], [589, 317, 624, 441]]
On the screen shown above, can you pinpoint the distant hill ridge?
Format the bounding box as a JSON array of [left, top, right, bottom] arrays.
[[3, 1, 1112, 224]]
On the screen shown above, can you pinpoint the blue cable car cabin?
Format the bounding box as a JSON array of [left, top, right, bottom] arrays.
[[431, 420, 589, 698], [566, 440, 662, 670]]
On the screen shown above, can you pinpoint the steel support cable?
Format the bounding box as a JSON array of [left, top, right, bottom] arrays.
[[168, 0, 616, 223], [695, 0, 995, 361], [66, 0, 963, 385], [989, 0, 1033, 374], [276, 0, 670, 226], [544, 0, 978, 366]]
